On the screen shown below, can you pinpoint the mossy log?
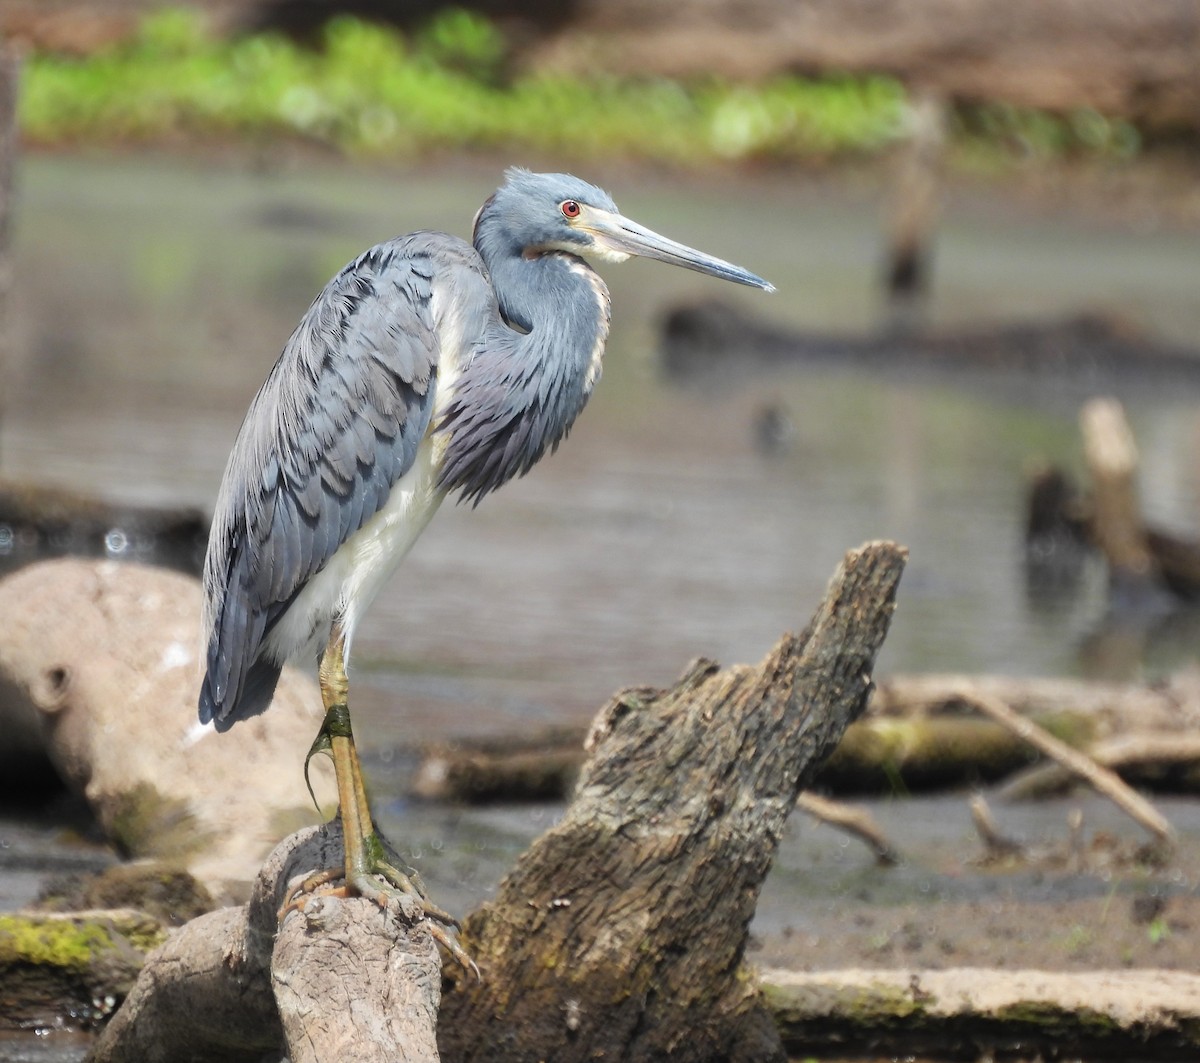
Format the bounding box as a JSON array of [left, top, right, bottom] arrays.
[[761, 966, 1200, 1060], [416, 670, 1200, 802], [436, 540, 906, 1061], [0, 909, 165, 1032]]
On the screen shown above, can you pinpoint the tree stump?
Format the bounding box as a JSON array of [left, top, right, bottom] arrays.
[[438, 540, 906, 1062]]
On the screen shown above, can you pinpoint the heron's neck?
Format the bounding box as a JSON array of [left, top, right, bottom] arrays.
[[495, 247, 610, 380], [436, 248, 612, 505]]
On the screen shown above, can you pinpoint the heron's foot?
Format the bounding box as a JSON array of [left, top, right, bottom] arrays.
[[348, 866, 479, 978], [278, 847, 478, 978]]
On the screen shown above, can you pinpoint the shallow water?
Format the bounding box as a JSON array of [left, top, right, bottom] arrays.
[[7, 155, 1200, 755], [3, 151, 1200, 1062]]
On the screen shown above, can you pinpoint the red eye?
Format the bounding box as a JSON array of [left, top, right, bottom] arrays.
[[561, 200, 581, 218]]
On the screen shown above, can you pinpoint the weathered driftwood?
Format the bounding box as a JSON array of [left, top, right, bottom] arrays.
[[953, 684, 1174, 848], [436, 540, 906, 1062], [761, 966, 1200, 1060], [416, 670, 1200, 801], [88, 820, 441, 1063], [1002, 733, 1200, 800], [0, 558, 336, 902], [659, 302, 1200, 385], [1080, 397, 1156, 590]]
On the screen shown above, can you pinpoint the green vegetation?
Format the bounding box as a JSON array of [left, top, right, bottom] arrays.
[[20, 7, 1140, 165]]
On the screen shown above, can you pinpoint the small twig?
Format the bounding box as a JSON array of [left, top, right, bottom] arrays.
[[1066, 807, 1086, 873], [968, 794, 1023, 859], [797, 791, 899, 865], [956, 687, 1174, 848]]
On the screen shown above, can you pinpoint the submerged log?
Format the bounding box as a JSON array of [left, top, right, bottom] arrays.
[[0, 479, 208, 578], [437, 541, 906, 1062], [659, 302, 1200, 384]]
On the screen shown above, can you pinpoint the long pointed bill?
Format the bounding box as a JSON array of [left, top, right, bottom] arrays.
[[584, 208, 775, 292]]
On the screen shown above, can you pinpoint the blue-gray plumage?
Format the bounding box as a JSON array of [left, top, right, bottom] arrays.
[[199, 169, 771, 732], [197, 168, 771, 931]]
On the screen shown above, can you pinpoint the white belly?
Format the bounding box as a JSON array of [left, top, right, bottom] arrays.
[[261, 441, 448, 666]]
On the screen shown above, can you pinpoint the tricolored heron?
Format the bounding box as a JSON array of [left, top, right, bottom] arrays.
[[198, 168, 773, 944]]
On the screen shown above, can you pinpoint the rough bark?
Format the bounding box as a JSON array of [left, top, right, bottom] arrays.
[[87, 821, 441, 1063], [437, 540, 906, 1063], [761, 967, 1200, 1060]]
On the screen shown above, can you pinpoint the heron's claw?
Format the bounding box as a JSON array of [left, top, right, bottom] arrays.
[[279, 867, 342, 918], [278, 851, 477, 977], [427, 920, 480, 979]]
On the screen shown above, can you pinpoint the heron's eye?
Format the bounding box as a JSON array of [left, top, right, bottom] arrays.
[[560, 200, 581, 219]]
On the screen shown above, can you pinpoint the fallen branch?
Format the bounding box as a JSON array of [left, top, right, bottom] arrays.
[[1001, 732, 1200, 800], [955, 686, 1174, 848], [797, 792, 900, 865]]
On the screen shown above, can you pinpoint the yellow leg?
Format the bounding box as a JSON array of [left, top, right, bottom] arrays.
[[317, 626, 371, 885], [286, 622, 477, 974]]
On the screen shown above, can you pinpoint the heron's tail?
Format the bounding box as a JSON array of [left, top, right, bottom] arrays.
[[198, 656, 283, 732]]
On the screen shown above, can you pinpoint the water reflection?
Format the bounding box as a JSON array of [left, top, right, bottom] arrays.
[[5, 156, 1200, 755]]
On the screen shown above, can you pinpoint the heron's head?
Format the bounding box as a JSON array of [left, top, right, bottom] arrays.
[[474, 168, 774, 292]]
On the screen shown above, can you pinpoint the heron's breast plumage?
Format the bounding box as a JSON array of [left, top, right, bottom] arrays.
[[435, 251, 611, 506]]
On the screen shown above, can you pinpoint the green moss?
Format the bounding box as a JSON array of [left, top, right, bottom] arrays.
[[994, 1002, 1121, 1036], [760, 980, 930, 1026], [105, 783, 213, 860], [0, 915, 123, 971]]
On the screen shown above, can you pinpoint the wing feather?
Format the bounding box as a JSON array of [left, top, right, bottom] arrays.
[[199, 232, 490, 728]]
